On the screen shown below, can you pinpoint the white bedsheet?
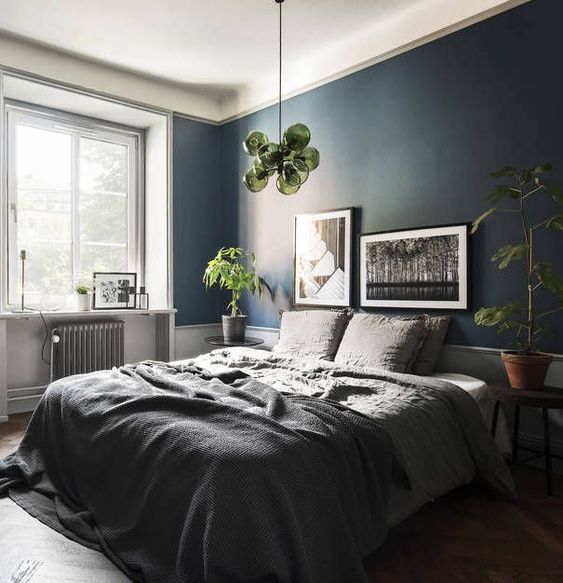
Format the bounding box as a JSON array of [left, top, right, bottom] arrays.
[[432, 372, 511, 455]]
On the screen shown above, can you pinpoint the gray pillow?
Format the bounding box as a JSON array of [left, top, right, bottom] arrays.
[[334, 313, 427, 373], [273, 309, 352, 361], [411, 315, 451, 376]]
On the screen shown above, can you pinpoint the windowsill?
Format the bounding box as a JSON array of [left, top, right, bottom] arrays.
[[0, 308, 176, 320]]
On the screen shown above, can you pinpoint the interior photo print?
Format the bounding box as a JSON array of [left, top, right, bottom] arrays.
[[360, 224, 469, 309], [1, 1, 562, 583], [92, 272, 137, 309], [294, 208, 352, 307]]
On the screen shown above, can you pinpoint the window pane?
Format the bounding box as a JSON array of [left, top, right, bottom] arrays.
[[78, 138, 128, 278], [10, 125, 72, 306], [7, 112, 138, 310]]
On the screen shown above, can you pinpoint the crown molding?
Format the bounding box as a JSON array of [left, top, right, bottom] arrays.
[[218, 0, 530, 123]]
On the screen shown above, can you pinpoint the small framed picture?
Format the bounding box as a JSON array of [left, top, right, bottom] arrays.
[[293, 208, 354, 307], [359, 224, 469, 310], [92, 272, 137, 310]]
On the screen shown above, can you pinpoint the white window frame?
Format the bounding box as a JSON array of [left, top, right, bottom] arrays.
[[4, 101, 144, 309]]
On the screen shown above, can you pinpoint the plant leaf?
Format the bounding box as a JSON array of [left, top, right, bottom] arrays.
[[491, 244, 528, 269], [472, 207, 497, 233], [534, 262, 563, 299], [487, 184, 520, 203], [543, 183, 563, 203], [474, 303, 522, 327], [531, 162, 553, 175], [545, 213, 563, 231]]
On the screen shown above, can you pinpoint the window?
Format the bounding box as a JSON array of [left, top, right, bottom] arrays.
[[6, 103, 143, 309]]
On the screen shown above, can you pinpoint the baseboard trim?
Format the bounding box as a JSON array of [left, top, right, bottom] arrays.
[[0, 415, 8, 423], [7, 385, 46, 415], [443, 344, 563, 362], [175, 323, 221, 330], [247, 325, 279, 334]]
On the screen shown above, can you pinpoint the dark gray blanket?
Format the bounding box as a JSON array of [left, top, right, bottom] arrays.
[[0, 361, 400, 583]]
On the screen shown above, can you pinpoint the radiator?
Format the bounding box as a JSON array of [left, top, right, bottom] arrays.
[[51, 320, 125, 380]]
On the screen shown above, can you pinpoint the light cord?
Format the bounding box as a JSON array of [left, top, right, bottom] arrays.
[[278, 0, 282, 143]]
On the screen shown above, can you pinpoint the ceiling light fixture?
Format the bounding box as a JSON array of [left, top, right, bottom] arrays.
[[242, 0, 320, 195]]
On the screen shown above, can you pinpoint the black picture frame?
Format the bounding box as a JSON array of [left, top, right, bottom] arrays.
[[359, 223, 470, 310], [92, 272, 137, 310], [293, 207, 354, 308]]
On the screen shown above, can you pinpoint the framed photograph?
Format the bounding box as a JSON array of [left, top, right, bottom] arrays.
[[92, 272, 137, 310], [294, 208, 354, 307], [359, 224, 469, 310]]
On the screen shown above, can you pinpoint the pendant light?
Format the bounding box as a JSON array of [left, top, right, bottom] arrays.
[[242, 0, 320, 195]]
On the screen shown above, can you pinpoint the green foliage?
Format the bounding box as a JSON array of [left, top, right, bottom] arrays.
[[474, 303, 521, 328], [491, 244, 528, 269], [534, 263, 563, 300], [203, 247, 271, 316], [473, 163, 563, 352], [75, 284, 90, 295], [545, 213, 563, 231], [471, 208, 497, 234]]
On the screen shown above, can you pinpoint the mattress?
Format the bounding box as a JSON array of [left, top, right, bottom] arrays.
[[432, 372, 511, 455]]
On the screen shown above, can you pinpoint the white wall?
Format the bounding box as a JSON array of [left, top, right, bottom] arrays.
[[0, 33, 220, 121], [4, 313, 165, 416]]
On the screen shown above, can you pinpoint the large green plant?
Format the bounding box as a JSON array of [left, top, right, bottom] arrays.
[[472, 163, 563, 352], [203, 247, 270, 317]]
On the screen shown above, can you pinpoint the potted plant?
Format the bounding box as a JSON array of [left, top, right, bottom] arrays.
[[472, 163, 562, 389], [203, 247, 270, 342], [75, 284, 92, 311]]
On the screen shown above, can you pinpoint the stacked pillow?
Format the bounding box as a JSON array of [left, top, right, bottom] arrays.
[[272, 310, 450, 375], [272, 309, 353, 361], [334, 314, 426, 373]]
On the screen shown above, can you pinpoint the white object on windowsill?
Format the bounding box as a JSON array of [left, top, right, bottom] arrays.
[[76, 294, 91, 311]]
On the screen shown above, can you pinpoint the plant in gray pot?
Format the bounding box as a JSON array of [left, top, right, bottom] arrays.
[[472, 163, 562, 390], [203, 247, 270, 343]]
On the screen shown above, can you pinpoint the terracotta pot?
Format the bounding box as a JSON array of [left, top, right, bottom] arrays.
[[501, 351, 552, 390]]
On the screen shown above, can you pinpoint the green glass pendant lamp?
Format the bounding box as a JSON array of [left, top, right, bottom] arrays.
[[242, 0, 320, 195]]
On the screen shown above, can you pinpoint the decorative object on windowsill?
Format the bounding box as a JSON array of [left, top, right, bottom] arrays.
[[126, 286, 137, 309], [75, 284, 92, 311], [242, 0, 319, 196], [12, 249, 34, 313], [92, 272, 137, 310], [203, 247, 271, 342], [472, 163, 562, 390], [135, 287, 149, 310], [359, 224, 470, 310]]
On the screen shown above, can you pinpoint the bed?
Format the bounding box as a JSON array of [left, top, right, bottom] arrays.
[[0, 313, 516, 583]]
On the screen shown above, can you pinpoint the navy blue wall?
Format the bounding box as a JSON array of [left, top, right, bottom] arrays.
[[173, 116, 237, 325], [217, 0, 563, 352]]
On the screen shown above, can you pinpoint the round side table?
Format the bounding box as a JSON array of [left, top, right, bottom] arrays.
[[490, 384, 563, 496], [204, 336, 264, 348]]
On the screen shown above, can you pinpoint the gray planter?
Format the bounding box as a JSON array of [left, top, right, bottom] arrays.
[[222, 315, 247, 343]]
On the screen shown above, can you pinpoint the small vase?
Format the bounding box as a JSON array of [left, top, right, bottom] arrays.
[[501, 351, 553, 390], [77, 294, 91, 311], [222, 315, 247, 343]]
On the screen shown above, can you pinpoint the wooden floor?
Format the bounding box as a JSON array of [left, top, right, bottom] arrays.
[[2, 413, 563, 583]]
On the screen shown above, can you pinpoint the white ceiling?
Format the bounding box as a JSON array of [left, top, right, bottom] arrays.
[[0, 0, 528, 122]]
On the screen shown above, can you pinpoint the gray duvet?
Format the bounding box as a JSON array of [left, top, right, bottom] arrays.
[[189, 348, 516, 524]]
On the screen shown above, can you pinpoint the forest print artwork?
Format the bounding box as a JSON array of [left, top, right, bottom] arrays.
[[360, 225, 468, 309]]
